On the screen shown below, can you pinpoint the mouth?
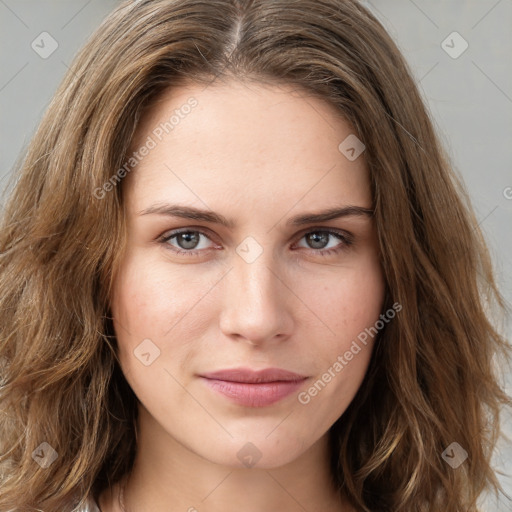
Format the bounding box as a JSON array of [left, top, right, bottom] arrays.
[[198, 367, 309, 407]]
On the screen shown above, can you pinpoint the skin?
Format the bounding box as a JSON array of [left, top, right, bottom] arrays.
[[99, 79, 385, 512]]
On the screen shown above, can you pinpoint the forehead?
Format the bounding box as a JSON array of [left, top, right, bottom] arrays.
[[124, 80, 371, 213]]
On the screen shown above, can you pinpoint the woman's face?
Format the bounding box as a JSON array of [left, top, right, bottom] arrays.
[[111, 79, 385, 468]]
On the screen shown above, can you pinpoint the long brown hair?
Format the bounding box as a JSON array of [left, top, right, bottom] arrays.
[[0, 1, 510, 510]]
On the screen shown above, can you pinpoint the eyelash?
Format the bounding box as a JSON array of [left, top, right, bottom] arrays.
[[157, 228, 353, 258]]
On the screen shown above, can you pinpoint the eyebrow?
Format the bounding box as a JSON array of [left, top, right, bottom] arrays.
[[138, 203, 374, 228]]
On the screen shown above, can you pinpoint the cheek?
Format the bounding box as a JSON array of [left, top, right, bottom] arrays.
[[343, 262, 385, 339], [112, 251, 207, 332], [295, 253, 385, 412], [303, 253, 385, 342], [110, 254, 215, 380]]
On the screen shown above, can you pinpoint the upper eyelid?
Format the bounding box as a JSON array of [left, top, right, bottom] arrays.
[[162, 229, 218, 248], [160, 227, 219, 244], [160, 226, 351, 247]]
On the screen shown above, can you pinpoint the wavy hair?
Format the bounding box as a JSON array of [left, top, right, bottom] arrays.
[[0, 0, 510, 510]]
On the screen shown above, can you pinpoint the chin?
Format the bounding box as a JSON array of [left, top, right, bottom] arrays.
[[191, 432, 313, 470]]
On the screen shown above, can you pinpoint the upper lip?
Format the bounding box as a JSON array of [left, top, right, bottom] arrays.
[[199, 367, 308, 383]]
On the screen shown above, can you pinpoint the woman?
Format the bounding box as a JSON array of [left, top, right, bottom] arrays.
[[0, 1, 510, 511]]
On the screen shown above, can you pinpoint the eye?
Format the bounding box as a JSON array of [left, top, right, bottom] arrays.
[[159, 229, 217, 256], [158, 228, 353, 257], [293, 229, 353, 256]]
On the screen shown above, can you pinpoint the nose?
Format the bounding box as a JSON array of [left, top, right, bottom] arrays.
[[218, 250, 294, 347]]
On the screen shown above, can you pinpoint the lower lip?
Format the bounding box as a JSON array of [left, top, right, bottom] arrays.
[[200, 377, 307, 407]]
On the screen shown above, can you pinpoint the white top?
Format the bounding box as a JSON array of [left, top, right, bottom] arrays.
[[72, 494, 101, 512]]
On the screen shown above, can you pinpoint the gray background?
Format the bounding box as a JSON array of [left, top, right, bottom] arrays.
[[0, 0, 510, 509]]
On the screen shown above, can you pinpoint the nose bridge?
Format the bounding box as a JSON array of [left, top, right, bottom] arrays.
[[234, 238, 282, 310], [219, 236, 292, 343], [235, 251, 275, 302]]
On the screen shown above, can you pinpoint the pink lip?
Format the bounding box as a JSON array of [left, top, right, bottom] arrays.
[[199, 367, 308, 407]]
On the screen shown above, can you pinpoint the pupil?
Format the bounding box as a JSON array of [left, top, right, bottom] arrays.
[[179, 232, 199, 249], [308, 232, 328, 249]]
